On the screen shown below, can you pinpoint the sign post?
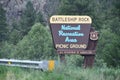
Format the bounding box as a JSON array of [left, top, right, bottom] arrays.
[[49, 15, 98, 68]]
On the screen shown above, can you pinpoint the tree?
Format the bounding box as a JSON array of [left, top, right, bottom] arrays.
[[96, 28, 120, 67], [15, 1, 44, 40], [0, 41, 14, 58], [58, 0, 120, 67], [35, 12, 46, 26], [110, 0, 120, 35], [18, 1, 36, 36], [12, 23, 54, 60], [102, 36, 120, 67], [0, 3, 8, 41], [7, 1, 44, 44], [58, 0, 91, 15], [58, 0, 104, 29]]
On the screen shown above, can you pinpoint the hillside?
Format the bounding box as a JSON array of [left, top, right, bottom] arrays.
[[0, 0, 60, 25], [0, 0, 120, 80]]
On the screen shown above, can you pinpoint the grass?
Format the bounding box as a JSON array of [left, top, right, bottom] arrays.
[[0, 65, 120, 80]]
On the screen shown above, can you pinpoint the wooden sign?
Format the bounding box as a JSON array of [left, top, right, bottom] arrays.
[[49, 15, 99, 68], [50, 15, 98, 55]]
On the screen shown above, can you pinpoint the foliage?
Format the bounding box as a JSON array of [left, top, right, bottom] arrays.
[[11, 23, 54, 60], [58, 0, 120, 67], [0, 42, 14, 58], [0, 3, 8, 42], [58, 0, 103, 29], [7, 1, 44, 44], [21, 1, 44, 33], [8, 29, 22, 45], [59, 0, 92, 15], [0, 0, 119, 68], [66, 55, 84, 67], [0, 66, 120, 80], [18, 1, 36, 36], [35, 12, 44, 24], [102, 36, 120, 67]]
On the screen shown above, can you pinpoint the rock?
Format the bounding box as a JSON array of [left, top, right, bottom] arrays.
[[0, 0, 60, 25]]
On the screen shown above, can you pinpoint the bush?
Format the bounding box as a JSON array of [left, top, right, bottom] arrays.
[[66, 55, 84, 67], [97, 28, 120, 67], [0, 42, 15, 58], [12, 23, 55, 60]]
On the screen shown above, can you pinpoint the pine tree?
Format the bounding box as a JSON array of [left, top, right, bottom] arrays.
[[58, 0, 102, 29], [58, 0, 120, 67], [0, 3, 7, 41], [36, 12, 44, 23], [19, 1, 36, 36], [59, 0, 92, 15], [18, 1, 44, 37], [9, 1, 44, 44]]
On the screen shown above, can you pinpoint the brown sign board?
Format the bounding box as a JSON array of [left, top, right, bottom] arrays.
[[50, 15, 97, 55]]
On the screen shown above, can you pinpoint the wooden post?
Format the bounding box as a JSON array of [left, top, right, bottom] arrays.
[[59, 54, 66, 63], [82, 27, 98, 68], [83, 55, 95, 68]]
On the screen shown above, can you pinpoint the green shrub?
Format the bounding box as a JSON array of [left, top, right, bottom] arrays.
[[12, 23, 55, 60], [66, 55, 84, 67], [0, 42, 15, 58]]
